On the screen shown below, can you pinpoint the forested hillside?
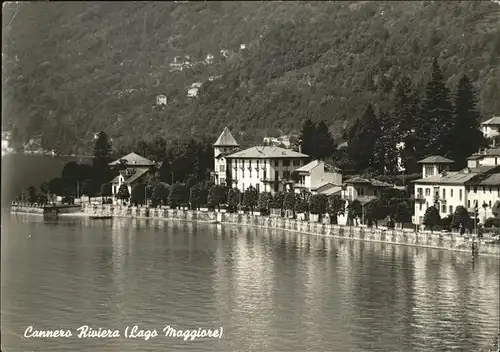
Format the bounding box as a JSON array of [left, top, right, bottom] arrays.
[[3, 1, 500, 154]]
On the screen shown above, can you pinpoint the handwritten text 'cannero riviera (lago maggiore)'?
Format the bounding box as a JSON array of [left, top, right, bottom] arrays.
[[24, 325, 223, 341]]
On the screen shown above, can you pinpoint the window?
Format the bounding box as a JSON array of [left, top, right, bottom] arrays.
[[220, 178, 226, 185], [459, 189, 463, 201], [473, 187, 477, 193], [242, 168, 245, 178], [441, 204, 446, 213], [293, 159, 300, 166], [274, 182, 279, 192], [242, 183, 245, 192], [489, 200, 492, 207], [275, 171, 279, 180], [417, 187, 422, 195], [449, 205, 453, 213], [283, 171, 291, 179], [274, 160, 279, 167], [283, 160, 290, 167], [425, 165, 434, 176], [450, 189, 453, 198], [264, 159, 267, 166], [249, 169, 252, 178], [425, 188, 430, 196], [468, 200, 471, 208], [219, 165, 225, 172], [419, 202, 423, 211], [496, 157, 498, 165], [256, 183, 260, 193], [442, 189, 446, 199], [263, 170, 267, 180]]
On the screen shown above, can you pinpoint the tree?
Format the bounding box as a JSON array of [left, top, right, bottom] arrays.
[[131, 183, 146, 206], [283, 191, 296, 217], [39, 181, 50, 196], [48, 177, 63, 196], [299, 118, 316, 157], [158, 156, 172, 183], [365, 199, 385, 228], [451, 205, 471, 229], [327, 195, 345, 224], [169, 183, 188, 209], [257, 192, 273, 214], [189, 183, 203, 210], [152, 182, 170, 207], [208, 184, 228, 210], [423, 205, 440, 232], [271, 191, 285, 210], [315, 121, 336, 160], [416, 59, 454, 157], [394, 201, 412, 228], [346, 104, 381, 173], [448, 75, 490, 169], [391, 76, 420, 174], [27, 186, 37, 203], [374, 109, 399, 174], [92, 131, 114, 194], [309, 193, 328, 221], [116, 184, 130, 202], [347, 200, 362, 226], [226, 188, 240, 212], [295, 193, 309, 214], [243, 186, 258, 213]]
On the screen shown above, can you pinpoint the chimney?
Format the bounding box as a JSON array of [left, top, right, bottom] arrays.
[[298, 145, 302, 153]]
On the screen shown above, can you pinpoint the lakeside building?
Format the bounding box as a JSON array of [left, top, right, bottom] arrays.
[[412, 155, 500, 226], [466, 147, 500, 168], [109, 152, 157, 199], [294, 160, 342, 196], [341, 177, 393, 204], [213, 127, 310, 193], [481, 116, 500, 146]]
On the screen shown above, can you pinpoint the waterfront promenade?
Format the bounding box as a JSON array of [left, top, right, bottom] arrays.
[[9, 203, 500, 257]]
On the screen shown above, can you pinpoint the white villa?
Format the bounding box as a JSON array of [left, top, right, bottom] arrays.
[[109, 152, 156, 201], [213, 127, 311, 194], [294, 160, 342, 196], [466, 147, 500, 168], [481, 116, 500, 145], [413, 155, 500, 226]]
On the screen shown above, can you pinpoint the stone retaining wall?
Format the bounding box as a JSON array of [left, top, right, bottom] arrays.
[[83, 204, 500, 257]]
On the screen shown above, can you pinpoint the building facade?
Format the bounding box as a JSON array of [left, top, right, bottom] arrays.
[[294, 160, 342, 195], [109, 152, 156, 201], [225, 146, 309, 194], [481, 116, 500, 145], [413, 155, 500, 225]]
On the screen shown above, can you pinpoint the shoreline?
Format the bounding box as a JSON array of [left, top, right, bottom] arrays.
[[9, 204, 500, 258]]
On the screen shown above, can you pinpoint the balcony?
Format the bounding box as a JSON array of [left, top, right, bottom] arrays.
[[260, 178, 277, 184], [414, 194, 425, 202]]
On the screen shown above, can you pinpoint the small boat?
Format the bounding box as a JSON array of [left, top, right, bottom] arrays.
[[89, 215, 113, 220]]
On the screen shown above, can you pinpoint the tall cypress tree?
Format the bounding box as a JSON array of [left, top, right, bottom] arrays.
[[347, 103, 381, 173], [299, 118, 316, 157], [374, 109, 399, 174], [92, 131, 113, 194], [417, 58, 454, 157], [391, 76, 420, 174], [314, 120, 336, 160], [448, 75, 489, 169]]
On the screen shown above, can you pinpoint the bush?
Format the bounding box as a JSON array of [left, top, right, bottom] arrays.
[[484, 217, 500, 228]]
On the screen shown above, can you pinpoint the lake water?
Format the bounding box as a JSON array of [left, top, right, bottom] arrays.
[[1, 214, 499, 352]]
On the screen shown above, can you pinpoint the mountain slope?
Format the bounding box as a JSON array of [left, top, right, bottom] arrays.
[[3, 1, 500, 153]]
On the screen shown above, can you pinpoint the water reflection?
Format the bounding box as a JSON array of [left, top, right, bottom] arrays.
[[1, 215, 499, 352]]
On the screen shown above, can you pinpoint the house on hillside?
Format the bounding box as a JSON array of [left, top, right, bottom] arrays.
[[294, 160, 343, 196], [187, 82, 202, 98], [466, 147, 500, 168], [481, 116, 500, 146], [412, 155, 500, 226], [109, 152, 157, 202], [213, 127, 310, 193], [156, 94, 167, 106]]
